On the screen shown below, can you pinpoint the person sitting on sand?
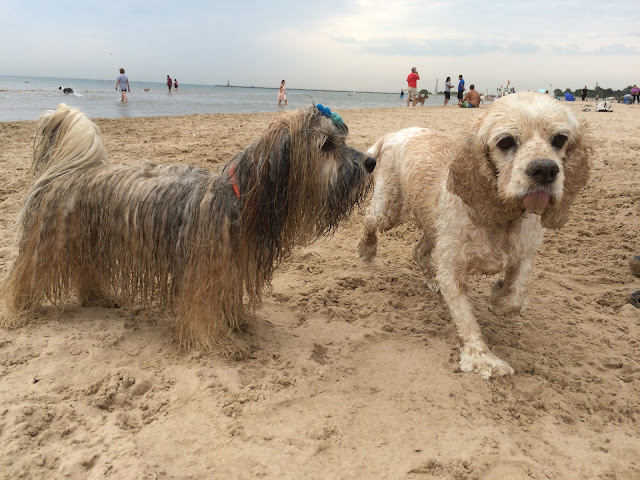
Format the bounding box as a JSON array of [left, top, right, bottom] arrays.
[[459, 84, 481, 108]]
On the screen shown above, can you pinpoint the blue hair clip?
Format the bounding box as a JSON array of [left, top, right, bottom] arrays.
[[330, 112, 344, 127], [317, 104, 332, 118], [317, 104, 344, 127]]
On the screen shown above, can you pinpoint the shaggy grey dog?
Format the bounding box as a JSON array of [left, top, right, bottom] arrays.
[[3, 103, 375, 356]]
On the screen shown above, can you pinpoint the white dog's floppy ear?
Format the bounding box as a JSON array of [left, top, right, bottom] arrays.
[[541, 120, 592, 230], [446, 132, 522, 225]]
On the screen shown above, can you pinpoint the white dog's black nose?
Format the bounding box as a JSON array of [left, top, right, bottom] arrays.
[[364, 157, 376, 173], [526, 159, 559, 184]]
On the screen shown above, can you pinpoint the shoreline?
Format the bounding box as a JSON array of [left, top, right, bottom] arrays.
[[0, 97, 624, 125]]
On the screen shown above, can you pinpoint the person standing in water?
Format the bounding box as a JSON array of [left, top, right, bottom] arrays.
[[115, 68, 130, 103], [278, 80, 287, 106]]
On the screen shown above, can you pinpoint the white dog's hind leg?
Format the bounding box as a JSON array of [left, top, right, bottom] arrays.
[[413, 231, 438, 291], [437, 264, 515, 379]]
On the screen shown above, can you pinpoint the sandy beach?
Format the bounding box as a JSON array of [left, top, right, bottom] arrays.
[[0, 101, 639, 479]]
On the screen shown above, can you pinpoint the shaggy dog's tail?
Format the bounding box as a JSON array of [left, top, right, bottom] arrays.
[[30, 103, 106, 183], [20, 103, 107, 223]]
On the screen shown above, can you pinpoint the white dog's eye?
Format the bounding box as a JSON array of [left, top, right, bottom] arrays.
[[551, 134, 568, 149], [497, 136, 516, 151]]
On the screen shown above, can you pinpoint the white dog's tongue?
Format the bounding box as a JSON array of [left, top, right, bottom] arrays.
[[523, 191, 550, 214]]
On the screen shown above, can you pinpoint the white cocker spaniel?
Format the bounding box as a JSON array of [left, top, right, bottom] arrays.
[[358, 92, 591, 378]]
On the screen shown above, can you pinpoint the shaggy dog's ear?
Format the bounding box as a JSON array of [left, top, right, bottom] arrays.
[[446, 133, 522, 225], [541, 120, 592, 230]]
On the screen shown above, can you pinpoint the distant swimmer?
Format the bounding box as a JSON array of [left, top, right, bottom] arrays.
[[58, 86, 74, 94]]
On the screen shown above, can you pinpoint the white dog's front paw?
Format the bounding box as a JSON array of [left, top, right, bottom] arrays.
[[459, 347, 514, 379]]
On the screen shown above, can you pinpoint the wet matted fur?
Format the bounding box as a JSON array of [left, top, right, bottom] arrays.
[[357, 92, 591, 378], [2, 103, 375, 356]]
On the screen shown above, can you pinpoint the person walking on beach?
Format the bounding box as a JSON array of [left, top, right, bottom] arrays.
[[406, 67, 420, 107], [444, 76, 453, 105], [174, 78, 179, 90], [457, 75, 465, 105], [278, 80, 287, 106], [581, 86, 588, 101], [167, 75, 172, 92], [115, 67, 130, 103], [631, 85, 639, 105]]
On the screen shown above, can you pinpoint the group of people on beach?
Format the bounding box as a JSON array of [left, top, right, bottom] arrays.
[[114, 69, 181, 103], [406, 69, 481, 108]]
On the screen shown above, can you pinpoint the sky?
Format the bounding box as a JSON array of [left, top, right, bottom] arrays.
[[1, 0, 638, 93]]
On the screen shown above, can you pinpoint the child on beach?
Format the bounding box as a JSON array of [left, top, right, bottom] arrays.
[[115, 68, 130, 103], [278, 80, 287, 106]]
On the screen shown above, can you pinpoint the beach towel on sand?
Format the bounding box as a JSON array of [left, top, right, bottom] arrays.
[[596, 100, 612, 112]]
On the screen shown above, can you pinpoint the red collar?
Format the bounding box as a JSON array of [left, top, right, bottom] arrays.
[[229, 164, 240, 198]]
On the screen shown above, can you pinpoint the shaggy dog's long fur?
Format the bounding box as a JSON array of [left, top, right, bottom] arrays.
[[2, 103, 375, 356], [357, 92, 591, 378]]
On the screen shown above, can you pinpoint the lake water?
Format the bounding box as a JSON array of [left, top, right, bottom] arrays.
[[0, 75, 444, 122]]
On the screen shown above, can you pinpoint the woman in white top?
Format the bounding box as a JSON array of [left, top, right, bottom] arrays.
[[444, 76, 453, 105]]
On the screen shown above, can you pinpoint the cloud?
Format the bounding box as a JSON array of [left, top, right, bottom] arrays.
[[549, 43, 637, 55], [334, 36, 542, 57]]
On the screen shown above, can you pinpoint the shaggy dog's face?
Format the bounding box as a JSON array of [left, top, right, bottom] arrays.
[[479, 93, 580, 215], [315, 117, 376, 176], [312, 114, 376, 204]]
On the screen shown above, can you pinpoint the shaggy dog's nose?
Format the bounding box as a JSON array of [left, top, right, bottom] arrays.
[[526, 159, 559, 184], [364, 156, 376, 173]]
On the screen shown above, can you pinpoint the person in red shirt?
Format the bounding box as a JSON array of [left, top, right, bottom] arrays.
[[406, 67, 420, 107]]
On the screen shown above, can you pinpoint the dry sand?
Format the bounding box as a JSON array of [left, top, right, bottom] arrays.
[[0, 100, 639, 479]]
